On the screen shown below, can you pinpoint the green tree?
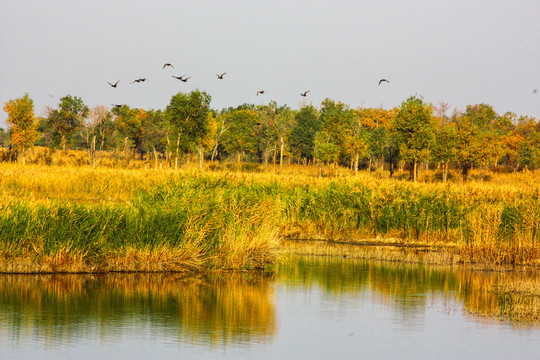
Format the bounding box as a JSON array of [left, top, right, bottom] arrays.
[[91, 106, 116, 153], [0, 128, 9, 148], [141, 109, 168, 161], [432, 122, 457, 182], [514, 116, 540, 170], [319, 99, 355, 164], [112, 105, 144, 161], [3, 93, 39, 163], [221, 109, 260, 163], [288, 105, 320, 163], [46, 95, 89, 154], [256, 102, 295, 166], [83, 105, 115, 166], [393, 96, 435, 181], [454, 104, 500, 180], [359, 107, 397, 171], [344, 110, 369, 172], [313, 130, 339, 176], [165, 90, 211, 168]]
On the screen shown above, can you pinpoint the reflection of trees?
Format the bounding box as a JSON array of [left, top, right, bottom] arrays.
[[278, 256, 540, 323], [0, 273, 276, 344]]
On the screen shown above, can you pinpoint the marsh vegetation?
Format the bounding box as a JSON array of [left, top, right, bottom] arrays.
[[0, 156, 538, 273]]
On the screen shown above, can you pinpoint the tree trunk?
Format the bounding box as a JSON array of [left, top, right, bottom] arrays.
[[462, 162, 472, 181], [273, 141, 277, 165], [264, 142, 271, 167], [124, 137, 129, 166], [153, 146, 158, 170], [211, 143, 218, 162], [62, 135, 67, 155], [412, 160, 417, 182], [198, 146, 204, 169], [166, 131, 171, 168], [91, 135, 96, 168], [443, 161, 448, 183], [279, 136, 284, 166], [99, 136, 104, 165], [175, 136, 180, 170], [236, 152, 242, 171]]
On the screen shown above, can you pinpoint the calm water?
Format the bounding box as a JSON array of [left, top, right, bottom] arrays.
[[0, 257, 539, 359]]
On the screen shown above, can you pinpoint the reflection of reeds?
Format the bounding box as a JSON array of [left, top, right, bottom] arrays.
[[279, 256, 540, 323], [0, 273, 276, 344], [469, 276, 540, 323]]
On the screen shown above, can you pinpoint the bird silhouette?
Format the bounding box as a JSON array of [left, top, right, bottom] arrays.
[[217, 72, 227, 79], [108, 80, 120, 88], [257, 90, 265, 96], [172, 75, 185, 80], [180, 76, 191, 82], [163, 63, 174, 69], [378, 79, 390, 85], [300, 90, 310, 97], [131, 78, 147, 83]]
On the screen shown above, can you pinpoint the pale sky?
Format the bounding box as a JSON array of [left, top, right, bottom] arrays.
[[1, 0, 540, 127]]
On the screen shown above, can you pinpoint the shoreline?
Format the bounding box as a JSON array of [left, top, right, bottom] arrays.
[[2, 236, 537, 274], [281, 237, 540, 272]]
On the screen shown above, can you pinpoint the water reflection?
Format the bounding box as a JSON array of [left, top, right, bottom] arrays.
[[278, 256, 540, 324], [0, 273, 276, 346], [0, 257, 538, 353]]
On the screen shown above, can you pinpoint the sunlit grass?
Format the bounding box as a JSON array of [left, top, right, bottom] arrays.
[[0, 150, 539, 271]]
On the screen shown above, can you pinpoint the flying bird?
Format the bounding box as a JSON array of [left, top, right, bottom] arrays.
[[131, 78, 147, 83], [163, 63, 174, 69], [300, 91, 310, 97], [108, 80, 120, 88], [217, 72, 227, 79], [378, 79, 390, 86], [180, 76, 191, 82], [172, 75, 185, 80], [257, 90, 265, 96]]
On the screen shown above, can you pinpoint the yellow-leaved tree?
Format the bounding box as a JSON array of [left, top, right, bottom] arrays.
[[3, 93, 40, 163]]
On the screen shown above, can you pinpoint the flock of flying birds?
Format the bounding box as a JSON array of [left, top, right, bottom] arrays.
[[108, 62, 390, 108]]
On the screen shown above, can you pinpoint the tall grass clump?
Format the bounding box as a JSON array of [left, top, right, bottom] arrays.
[[0, 176, 281, 273], [280, 181, 467, 241], [277, 178, 540, 266]]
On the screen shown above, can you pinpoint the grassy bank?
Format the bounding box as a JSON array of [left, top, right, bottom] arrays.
[[0, 162, 539, 272]]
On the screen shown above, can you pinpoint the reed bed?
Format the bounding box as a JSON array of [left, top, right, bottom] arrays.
[[0, 169, 281, 272], [0, 161, 538, 271]]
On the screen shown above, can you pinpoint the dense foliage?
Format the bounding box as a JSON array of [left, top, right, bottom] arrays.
[[3, 92, 540, 179]]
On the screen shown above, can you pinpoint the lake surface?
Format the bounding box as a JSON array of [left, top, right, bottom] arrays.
[[0, 256, 539, 359]]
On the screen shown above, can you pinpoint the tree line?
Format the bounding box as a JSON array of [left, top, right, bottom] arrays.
[[3, 91, 540, 181]]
